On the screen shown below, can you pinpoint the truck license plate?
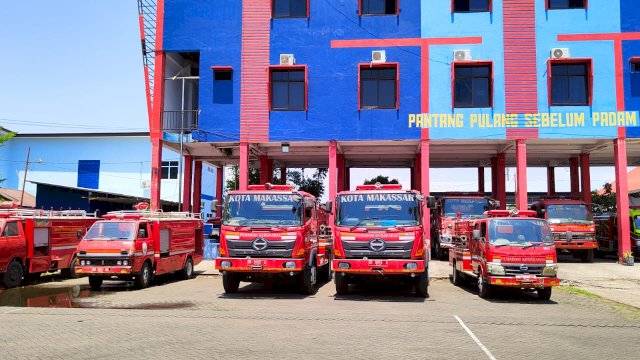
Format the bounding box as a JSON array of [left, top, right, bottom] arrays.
[[367, 260, 388, 267], [516, 275, 536, 281], [247, 259, 266, 266]]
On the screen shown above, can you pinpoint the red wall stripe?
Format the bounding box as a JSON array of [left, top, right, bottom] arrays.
[[506, 128, 539, 139]]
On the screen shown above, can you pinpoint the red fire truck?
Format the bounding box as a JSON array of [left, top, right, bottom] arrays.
[[215, 184, 332, 295], [0, 209, 98, 288], [594, 208, 640, 256], [449, 210, 559, 300], [431, 193, 499, 260], [530, 198, 596, 262], [75, 211, 204, 290], [332, 183, 434, 297]]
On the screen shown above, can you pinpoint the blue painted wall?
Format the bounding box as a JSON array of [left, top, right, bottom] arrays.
[[622, 0, 640, 139]]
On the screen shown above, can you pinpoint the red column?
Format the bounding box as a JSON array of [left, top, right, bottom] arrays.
[[547, 166, 556, 196], [279, 167, 287, 184], [329, 141, 338, 225], [215, 166, 223, 216], [515, 139, 528, 210], [259, 155, 272, 184], [420, 130, 430, 242], [614, 137, 631, 263], [239, 142, 249, 190], [496, 153, 506, 210], [478, 166, 485, 193], [345, 167, 351, 191], [580, 153, 591, 204], [182, 155, 193, 212], [150, 139, 163, 211], [414, 153, 421, 192], [337, 154, 345, 192], [192, 161, 202, 214], [570, 156, 580, 197]]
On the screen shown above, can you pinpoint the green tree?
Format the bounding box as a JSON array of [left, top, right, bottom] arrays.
[[225, 166, 327, 199], [363, 175, 399, 185], [225, 166, 260, 191], [0, 130, 15, 184], [591, 182, 616, 214]]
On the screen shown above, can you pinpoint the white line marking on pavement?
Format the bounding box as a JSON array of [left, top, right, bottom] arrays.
[[454, 315, 497, 360], [3, 308, 25, 314]]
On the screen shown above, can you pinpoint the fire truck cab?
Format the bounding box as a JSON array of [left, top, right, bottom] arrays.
[[332, 183, 434, 297], [595, 208, 640, 257], [75, 211, 204, 290], [0, 208, 98, 288], [449, 210, 560, 300], [216, 184, 332, 295]]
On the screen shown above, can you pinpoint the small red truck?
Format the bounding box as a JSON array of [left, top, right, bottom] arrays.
[[432, 193, 499, 260], [0, 208, 98, 288], [530, 198, 596, 262], [215, 184, 332, 295], [332, 183, 434, 297], [75, 211, 204, 290], [449, 210, 559, 300]]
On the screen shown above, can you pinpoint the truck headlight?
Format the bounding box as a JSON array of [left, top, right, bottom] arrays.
[[584, 233, 595, 241], [542, 265, 558, 277], [116, 261, 122, 266], [80, 260, 86, 266], [85, 260, 91, 265], [486, 263, 505, 276], [220, 261, 232, 268], [284, 261, 296, 269], [405, 262, 418, 270], [123, 260, 129, 266], [338, 262, 351, 269]]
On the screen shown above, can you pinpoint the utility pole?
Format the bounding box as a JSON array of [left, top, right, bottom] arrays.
[[20, 146, 31, 207]]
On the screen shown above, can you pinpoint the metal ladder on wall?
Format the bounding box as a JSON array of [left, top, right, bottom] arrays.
[[137, 0, 157, 112]]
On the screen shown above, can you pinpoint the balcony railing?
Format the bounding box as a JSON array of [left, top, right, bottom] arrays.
[[162, 110, 199, 133]]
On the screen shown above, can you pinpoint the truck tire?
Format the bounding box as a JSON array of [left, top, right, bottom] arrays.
[[334, 272, 349, 296], [88, 276, 103, 291], [299, 264, 317, 295], [451, 261, 462, 286], [537, 287, 552, 301], [581, 249, 594, 263], [2, 260, 24, 288], [478, 271, 492, 299], [222, 273, 240, 293], [415, 270, 429, 298], [135, 262, 152, 289], [179, 257, 194, 280], [61, 256, 79, 279]]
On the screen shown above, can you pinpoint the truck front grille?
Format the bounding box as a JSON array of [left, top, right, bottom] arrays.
[[342, 240, 413, 259], [503, 264, 545, 276], [227, 239, 295, 258]]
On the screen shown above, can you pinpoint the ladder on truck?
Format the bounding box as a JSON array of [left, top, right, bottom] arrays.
[[106, 210, 202, 220], [0, 209, 98, 218]]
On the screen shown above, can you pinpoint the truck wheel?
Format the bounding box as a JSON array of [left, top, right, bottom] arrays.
[[537, 287, 552, 301], [299, 264, 317, 295], [222, 273, 240, 293], [581, 249, 594, 263], [3, 260, 24, 288], [334, 272, 349, 295], [135, 262, 152, 289], [451, 261, 462, 286], [179, 257, 194, 280], [61, 256, 79, 279], [415, 271, 429, 298], [88, 276, 103, 291], [478, 271, 492, 299]]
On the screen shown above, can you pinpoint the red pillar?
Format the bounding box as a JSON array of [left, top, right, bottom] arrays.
[[345, 167, 351, 191], [496, 153, 506, 210], [337, 154, 345, 192], [192, 161, 202, 214], [182, 155, 193, 212], [215, 166, 223, 216], [478, 166, 485, 193], [570, 156, 580, 197], [150, 139, 163, 211], [414, 153, 421, 192], [259, 155, 272, 184], [239, 142, 249, 190], [515, 139, 528, 211], [279, 167, 287, 184], [420, 130, 430, 242], [580, 153, 592, 204], [329, 141, 338, 225], [614, 137, 631, 263], [547, 166, 556, 196]]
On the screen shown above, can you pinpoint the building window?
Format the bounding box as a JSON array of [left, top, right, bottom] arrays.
[[77, 160, 100, 189], [273, 0, 308, 18], [453, 63, 492, 108], [270, 67, 307, 111], [631, 58, 640, 73], [360, 64, 398, 110], [212, 67, 233, 104], [549, 61, 591, 106], [360, 0, 398, 16], [547, 0, 586, 9], [162, 161, 179, 180], [453, 0, 491, 12]]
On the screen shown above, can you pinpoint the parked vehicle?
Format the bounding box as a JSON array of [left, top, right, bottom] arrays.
[[431, 193, 498, 260], [530, 198, 596, 262], [332, 183, 434, 297], [75, 211, 204, 290], [449, 210, 559, 300], [0, 208, 98, 288], [595, 208, 640, 256], [216, 184, 332, 295]]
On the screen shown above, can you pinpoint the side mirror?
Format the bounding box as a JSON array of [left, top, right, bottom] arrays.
[[473, 229, 481, 240], [323, 201, 333, 214], [426, 196, 436, 209], [138, 229, 147, 238], [493, 200, 501, 209], [211, 199, 219, 210], [76, 230, 83, 239]]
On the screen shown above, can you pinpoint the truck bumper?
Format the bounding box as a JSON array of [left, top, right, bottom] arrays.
[[489, 276, 560, 288], [215, 257, 304, 273], [75, 266, 133, 275], [555, 241, 597, 250], [332, 259, 425, 274]]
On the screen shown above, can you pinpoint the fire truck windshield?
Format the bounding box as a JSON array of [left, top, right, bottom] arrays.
[[634, 216, 640, 231], [443, 198, 490, 217], [222, 193, 303, 227], [85, 222, 136, 240], [336, 193, 420, 227], [489, 219, 553, 246], [546, 204, 592, 224]]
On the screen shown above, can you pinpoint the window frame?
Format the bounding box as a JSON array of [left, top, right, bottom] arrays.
[[451, 60, 494, 109], [211, 66, 233, 104], [161, 161, 179, 180], [546, 0, 588, 10], [359, 0, 399, 16], [547, 58, 593, 107], [630, 57, 640, 73], [272, 0, 310, 19], [451, 0, 492, 13], [268, 65, 308, 111], [358, 62, 400, 110]]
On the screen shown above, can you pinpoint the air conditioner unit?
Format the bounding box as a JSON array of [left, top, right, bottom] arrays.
[[551, 48, 570, 59], [279, 54, 295, 65], [454, 50, 472, 62], [141, 180, 150, 189], [372, 50, 386, 63]]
